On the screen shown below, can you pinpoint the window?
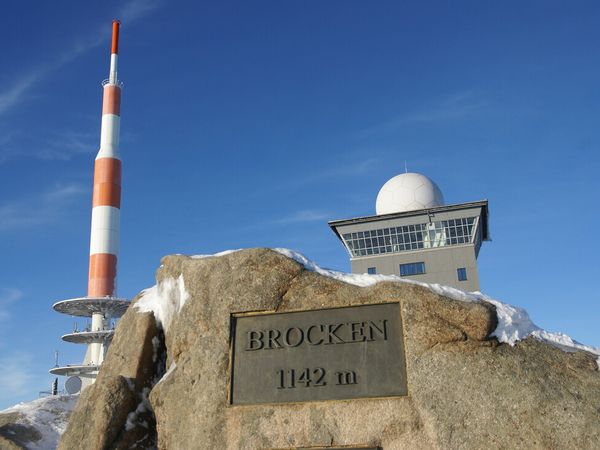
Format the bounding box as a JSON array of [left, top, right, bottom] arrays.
[[367, 267, 377, 275], [457, 267, 467, 281], [341, 216, 478, 258], [400, 262, 426, 277]]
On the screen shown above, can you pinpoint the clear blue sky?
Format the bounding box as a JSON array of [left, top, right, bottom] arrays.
[[1, 0, 599, 409]]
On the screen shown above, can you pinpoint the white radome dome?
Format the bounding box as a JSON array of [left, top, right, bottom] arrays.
[[376, 172, 445, 215]]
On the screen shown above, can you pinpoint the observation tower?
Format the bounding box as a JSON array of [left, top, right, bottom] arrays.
[[49, 20, 129, 394]]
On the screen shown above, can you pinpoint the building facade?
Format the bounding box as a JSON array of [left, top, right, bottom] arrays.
[[329, 173, 489, 292]]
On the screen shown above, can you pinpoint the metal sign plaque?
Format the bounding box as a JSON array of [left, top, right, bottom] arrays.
[[230, 303, 407, 405]]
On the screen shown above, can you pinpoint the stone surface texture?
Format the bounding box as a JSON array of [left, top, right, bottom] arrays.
[[58, 249, 600, 450], [0, 412, 39, 450], [58, 303, 161, 450]]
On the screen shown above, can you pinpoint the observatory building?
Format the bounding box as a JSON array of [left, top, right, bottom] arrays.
[[329, 173, 489, 291], [49, 21, 129, 394]]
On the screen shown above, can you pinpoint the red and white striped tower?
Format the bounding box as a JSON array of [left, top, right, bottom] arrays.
[[89, 20, 122, 300], [87, 19, 123, 365], [50, 20, 130, 393]]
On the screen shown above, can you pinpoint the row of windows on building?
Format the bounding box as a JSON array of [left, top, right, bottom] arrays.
[[367, 263, 468, 281], [342, 217, 478, 258]]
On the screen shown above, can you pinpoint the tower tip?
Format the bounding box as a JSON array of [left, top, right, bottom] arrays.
[[111, 20, 121, 55]]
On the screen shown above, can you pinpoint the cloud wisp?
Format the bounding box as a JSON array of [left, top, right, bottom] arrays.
[[243, 156, 382, 202], [269, 209, 333, 226], [0, 288, 24, 322], [240, 209, 335, 233], [0, 184, 86, 232], [0, 74, 41, 117], [0, 353, 36, 404], [119, 0, 163, 22], [358, 91, 487, 138], [36, 130, 98, 161], [0, 0, 162, 118]]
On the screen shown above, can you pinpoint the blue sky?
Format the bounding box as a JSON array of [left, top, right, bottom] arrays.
[[1, 0, 599, 409]]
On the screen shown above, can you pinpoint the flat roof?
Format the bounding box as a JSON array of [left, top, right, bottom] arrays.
[[328, 200, 490, 241]]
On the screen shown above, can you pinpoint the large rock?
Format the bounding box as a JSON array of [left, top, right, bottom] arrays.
[[59, 249, 600, 449], [0, 412, 39, 450], [58, 300, 162, 450]]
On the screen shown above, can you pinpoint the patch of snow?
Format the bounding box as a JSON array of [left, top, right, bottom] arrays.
[[151, 336, 160, 363], [273, 248, 600, 367], [190, 249, 242, 259], [129, 434, 151, 449], [0, 395, 78, 450], [134, 274, 189, 333], [136, 248, 600, 368], [274, 247, 406, 287], [280, 248, 599, 367], [125, 387, 151, 432], [156, 362, 177, 386]]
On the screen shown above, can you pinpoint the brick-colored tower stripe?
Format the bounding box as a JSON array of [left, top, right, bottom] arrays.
[[111, 20, 120, 54], [92, 158, 121, 208], [88, 254, 117, 297], [102, 86, 121, 115]]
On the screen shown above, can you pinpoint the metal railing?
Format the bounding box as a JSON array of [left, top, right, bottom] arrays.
[[101, 79, 124, 87]]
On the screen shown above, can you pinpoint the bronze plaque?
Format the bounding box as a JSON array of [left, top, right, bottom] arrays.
[[230, 303, 407, 405]]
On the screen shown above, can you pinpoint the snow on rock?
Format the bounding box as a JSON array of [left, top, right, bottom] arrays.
[[274, 248, 600, 367], [136, 248, 600, 368], [156, 362, 177, 386], [274, 248, 406, 287], [189, 249, 241, 259], [134, 274, 189, 333], [124, 387, 151, 432], [0, 395, 77, 450]]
